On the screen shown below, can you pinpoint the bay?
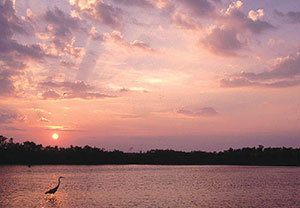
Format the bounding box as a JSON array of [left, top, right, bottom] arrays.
[[0, 165, 299, 207]]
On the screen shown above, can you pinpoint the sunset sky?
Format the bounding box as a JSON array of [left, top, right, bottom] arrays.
[[1, 0, 300, 151]]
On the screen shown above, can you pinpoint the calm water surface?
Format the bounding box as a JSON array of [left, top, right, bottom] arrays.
[[0, 165, 300, 207]]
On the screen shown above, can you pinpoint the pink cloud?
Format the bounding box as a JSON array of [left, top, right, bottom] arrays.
[[201, 27, 244, 57], [199, 1, 274, 57], [220, 1, 274, 34], [104, 31, 156, 53], [275, 10, 300, 24], [176, 107, 218, 117], [221, 52, 300, 88], [172, 11, 202, 30], [0, 108, 24, 124], [0, 71, 15, 96], [0, 1, 46, 59], [112, 0, 154, 9], [42, 90, 61, 100], [178, 0, 216, 18], [44, 7, 81, 38], [40, 81, 116, 100], [70, 0, 122, 29]]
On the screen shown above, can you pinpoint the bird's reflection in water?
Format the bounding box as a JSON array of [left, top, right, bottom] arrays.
[[44, 194, 62, 208]]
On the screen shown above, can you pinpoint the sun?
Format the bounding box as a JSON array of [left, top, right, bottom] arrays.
[[52, 133, 59, 140]]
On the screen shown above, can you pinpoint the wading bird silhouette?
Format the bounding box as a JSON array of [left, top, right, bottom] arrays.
[[45, 176, 64, 195]]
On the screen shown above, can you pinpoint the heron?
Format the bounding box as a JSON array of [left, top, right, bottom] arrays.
[[45, 176, 64, 195]]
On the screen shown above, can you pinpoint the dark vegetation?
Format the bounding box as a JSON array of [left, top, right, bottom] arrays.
[[1, 135, 300, 166]]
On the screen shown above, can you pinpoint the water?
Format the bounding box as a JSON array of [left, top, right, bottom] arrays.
[[0, 165, 300, 208]]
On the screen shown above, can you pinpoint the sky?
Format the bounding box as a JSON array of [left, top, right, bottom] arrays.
[[0, 0, 300, 152]]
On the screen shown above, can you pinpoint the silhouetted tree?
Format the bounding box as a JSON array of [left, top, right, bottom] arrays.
[[1, 135, 300, 166]]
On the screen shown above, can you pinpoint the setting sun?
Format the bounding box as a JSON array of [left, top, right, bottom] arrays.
[[52, 133, 59, 140]]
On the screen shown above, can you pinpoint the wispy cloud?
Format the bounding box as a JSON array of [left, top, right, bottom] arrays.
[[172, 11, 202, 31], [40, 80, 116, 100], [178, 0, 216, 18], [201, 26, 245, 57], [220, 1, 274, 34], [0, 1, 49, 98], [104, 31, 157, 53], [221, 52, 300, 88], [69, 0, 122, 29], [0, 126, 25, 131], [200, 1, 274, 56], [44, 7, 81, 38], [112, 0, 155, 9], [275, 10, 300, 24], [175, 107, 218, 117], [38, 116, 50, 123], [0, 70, 16, 96], [0, 1, 46, 59], [0, 108, 24, 124], [42, 90, 61, 100]]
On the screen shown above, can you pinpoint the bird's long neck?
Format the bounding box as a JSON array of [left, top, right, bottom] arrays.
[[57, 178, 61, 188]]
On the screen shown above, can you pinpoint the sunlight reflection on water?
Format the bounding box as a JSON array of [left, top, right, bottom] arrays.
[[1, 165, 300, 207], [42, 195, 62, 208]]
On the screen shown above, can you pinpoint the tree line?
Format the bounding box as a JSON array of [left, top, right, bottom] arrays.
[[1, 135, 300, 166]]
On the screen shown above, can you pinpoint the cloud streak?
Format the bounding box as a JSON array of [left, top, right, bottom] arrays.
[[0, 108, 23, 124], [178, 0, 216, 18], [275, 10, 300, 24], [112, 0, 155, 9], [40, 81, 115, 100], [176, 107, 218, 117], [221, 52, 300, 88], [104, 31, 156, 53]]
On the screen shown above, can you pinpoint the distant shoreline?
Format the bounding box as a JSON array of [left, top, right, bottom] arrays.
[[1, 164, 300, 167], [1, 135, 300, 166]]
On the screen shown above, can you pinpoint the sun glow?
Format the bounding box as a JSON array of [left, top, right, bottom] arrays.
[[52, 133, 59, 140]]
